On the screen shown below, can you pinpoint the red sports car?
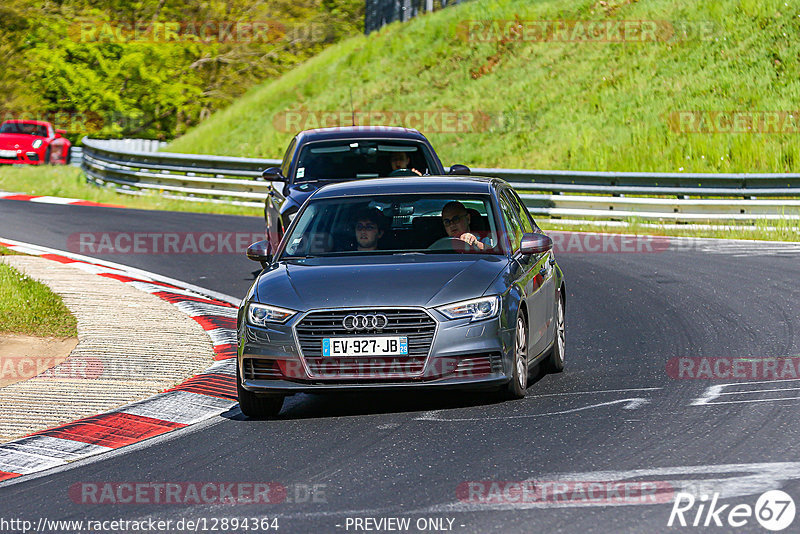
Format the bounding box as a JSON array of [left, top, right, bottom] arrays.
[[0, 120, 71, 165]]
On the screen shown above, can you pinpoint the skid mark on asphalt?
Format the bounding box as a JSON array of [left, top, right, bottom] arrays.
[[417, 461, 800, 511], [415, 388, 660, 421], [692, 379, 800, 405]]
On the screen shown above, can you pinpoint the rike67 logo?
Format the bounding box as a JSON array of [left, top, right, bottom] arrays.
[[668, 490, 796, 531]]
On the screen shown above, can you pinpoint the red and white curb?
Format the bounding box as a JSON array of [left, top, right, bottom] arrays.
[[0, 191, 126, 208], [0, 238, 241, 483]]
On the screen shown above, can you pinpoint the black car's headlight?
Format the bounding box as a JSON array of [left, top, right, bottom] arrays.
[[247, 303, 297, 326], [436, 296, 500, 322]]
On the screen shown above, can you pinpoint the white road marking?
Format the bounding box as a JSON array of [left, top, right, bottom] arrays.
[[526, 387, 662, 398], [692, 379, 800, 406], [416, 398, 650, 422], [29, 196, 82, 204], [0, 236, 239, 305]]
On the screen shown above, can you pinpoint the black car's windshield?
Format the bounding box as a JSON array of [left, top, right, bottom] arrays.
[[281, 194, 504, 259], [293, 141, 436, 182], [0, 122, 48, 136]]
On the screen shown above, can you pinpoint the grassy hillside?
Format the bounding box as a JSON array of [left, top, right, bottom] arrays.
[[167, 0, 800, 173]]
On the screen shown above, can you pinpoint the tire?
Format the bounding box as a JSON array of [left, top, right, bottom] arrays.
[[43, 147, 51, 165], [501, 312, 529, 399], [236, 362, 284, 418], [544, 293, 565, 373]]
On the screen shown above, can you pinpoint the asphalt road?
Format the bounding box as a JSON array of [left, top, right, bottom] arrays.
[[2, 200, 800, 533]]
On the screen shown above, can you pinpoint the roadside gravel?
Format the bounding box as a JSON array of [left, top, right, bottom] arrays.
[[0, 255, 216, 442]]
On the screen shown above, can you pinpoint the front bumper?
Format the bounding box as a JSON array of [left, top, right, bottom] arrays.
[[239, 308, 514, 395], [0, 151, 44, 165]]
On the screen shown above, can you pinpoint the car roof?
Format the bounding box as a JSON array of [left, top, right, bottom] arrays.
[[311, 175, 500, 198], [2, 120, 51, 127], [294, 126, 430, 144]]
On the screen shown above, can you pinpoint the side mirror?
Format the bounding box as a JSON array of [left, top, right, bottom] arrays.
[[448, 164, 471, 176], [261, 167, 286, 182], [520, 233, 553, 255], [55, 129, 66, 137], [246, 240, 273, 268]]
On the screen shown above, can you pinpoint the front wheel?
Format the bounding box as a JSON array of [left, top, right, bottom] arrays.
[[501, 313, 528, 399], [544, 293, 565, 373], [237, 362, 284, 418]]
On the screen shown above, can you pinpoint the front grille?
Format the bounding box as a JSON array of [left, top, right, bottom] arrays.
[[244, 359, 283, 380], [295, 308, 436, 379]]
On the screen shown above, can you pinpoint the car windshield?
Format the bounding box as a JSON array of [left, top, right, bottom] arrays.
[[0, 122, 48, 137], [293, 140, 436, 182], [280, 194, 504, 259]]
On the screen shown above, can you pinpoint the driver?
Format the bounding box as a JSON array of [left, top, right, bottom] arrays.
[[389, 152, 422, 176], [441, 201, 490, 251]]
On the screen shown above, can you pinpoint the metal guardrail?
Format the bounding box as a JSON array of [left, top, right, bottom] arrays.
[[80, 137, 800, 222], [81, 137, 281, 208]]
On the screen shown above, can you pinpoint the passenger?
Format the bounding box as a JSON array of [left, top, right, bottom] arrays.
[[389, 152, 422, 176], [441, 201, 490, 251], [353, 208, 386, 251]]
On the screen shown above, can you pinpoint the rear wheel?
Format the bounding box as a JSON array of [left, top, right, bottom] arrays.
[[236, 362, 284, 418], [501, 313, 528, 399], [544, 293, 565, 373]]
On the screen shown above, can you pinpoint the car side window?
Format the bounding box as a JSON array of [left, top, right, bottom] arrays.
[[498, 190, 523, 253], [506, 189, 538, 234], [281, 138, 296, 179]]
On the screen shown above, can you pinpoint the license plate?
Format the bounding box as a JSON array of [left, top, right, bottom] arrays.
[[322, 336, 408, 357], [0, 150, 16, 159]]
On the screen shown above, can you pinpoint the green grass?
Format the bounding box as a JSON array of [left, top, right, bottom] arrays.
[[0, 166, 261, 216], [0, 258, 77, 337], [167, 0, 800, 174], [539, 217, 800, 242]]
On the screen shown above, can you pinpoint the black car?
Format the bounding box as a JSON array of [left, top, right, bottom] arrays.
[[239, 175, 566, 418], [260, 126, 470, 253]]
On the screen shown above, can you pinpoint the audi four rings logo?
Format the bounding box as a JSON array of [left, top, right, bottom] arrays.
[[343, 314, 389, 331]]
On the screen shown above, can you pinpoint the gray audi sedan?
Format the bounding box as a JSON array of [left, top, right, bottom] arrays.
[[237, 176, 565, 417]]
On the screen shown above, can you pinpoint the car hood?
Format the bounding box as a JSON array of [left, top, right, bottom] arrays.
[[0, 134, 44, 150], [255, 255, 509, 310]]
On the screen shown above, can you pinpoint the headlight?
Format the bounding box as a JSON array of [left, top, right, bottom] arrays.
[[436, 296, 500, 322], [247, 303, 296, 326], [32, 139, 43, 149]]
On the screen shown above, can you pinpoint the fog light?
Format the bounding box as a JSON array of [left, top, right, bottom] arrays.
[[26, 152, 39, 161]]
